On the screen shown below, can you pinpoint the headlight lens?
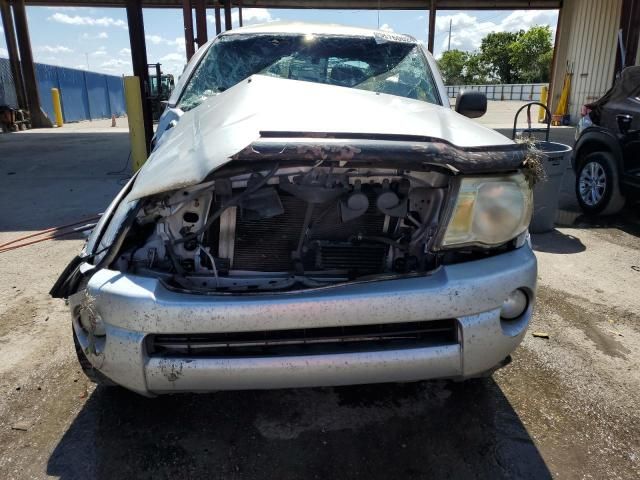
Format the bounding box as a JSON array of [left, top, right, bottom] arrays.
[[441, 173, 532, 248]]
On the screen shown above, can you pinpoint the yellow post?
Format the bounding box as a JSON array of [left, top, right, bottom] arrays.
[[51, 88, 64, 127], [538, 85, 548, 123], [123, 76, 148, 172]]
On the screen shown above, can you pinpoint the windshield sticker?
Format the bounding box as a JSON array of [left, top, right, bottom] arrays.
[[373, 32, 415, 45]]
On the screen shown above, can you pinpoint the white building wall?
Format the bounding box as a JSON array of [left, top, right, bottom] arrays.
[[551, 0, 623, 121]]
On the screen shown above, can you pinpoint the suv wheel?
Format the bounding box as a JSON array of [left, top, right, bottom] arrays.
[[576, 152, 625, 215]]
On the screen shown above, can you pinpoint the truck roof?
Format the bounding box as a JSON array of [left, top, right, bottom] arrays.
[[218, 21, 418, 44]]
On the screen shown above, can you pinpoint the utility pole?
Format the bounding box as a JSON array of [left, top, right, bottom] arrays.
[[447, 19, 452, 51]]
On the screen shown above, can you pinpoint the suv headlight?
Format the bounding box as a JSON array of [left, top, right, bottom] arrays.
[[439, 173, 532, 248]]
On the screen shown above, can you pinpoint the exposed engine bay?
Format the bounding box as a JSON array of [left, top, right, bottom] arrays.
[[113, 164, 454, 293]]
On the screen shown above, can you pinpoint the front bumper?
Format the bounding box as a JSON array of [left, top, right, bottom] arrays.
[[71, 245, 537, 396]]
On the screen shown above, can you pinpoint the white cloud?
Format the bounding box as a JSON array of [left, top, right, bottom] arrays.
[[81, 31, 108, 40], [145, 34, 185, 50], [119, 47, 131, 57], [100, 58, 132, 74], [36, 45, 73, 54], [160, 52, 185, 63], [40, 56, 60, 64], [172, 37, 186, 50], [207, 8, 276, 29], [235, 7, 273, 25], [379, 23, 394, 32], [145, 34, 165, 45], [433, 10, 557, 57], [0, 47, 8, 57], [48, 12, 127, 29]]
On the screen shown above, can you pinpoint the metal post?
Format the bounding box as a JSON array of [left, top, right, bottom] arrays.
[[126, 0, 152, 155], [214, 4, 221, 35], [194, 0, 207, 48], [224, 0, 232, 31], [124, 76, 148, 172], [0, 0, 26, 110], [82, 70, 92, 120], [104, 75, 112, 119], [12, 0, 51, 127], [427, 0, 436, 54], [51, 88, 63, 127], [239, 0, 243, 27], [182, 0, 195, 60]]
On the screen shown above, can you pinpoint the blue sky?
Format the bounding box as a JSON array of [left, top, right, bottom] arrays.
[[0, 6, 558, 78]]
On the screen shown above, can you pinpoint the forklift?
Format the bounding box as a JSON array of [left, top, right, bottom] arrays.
[[148, 63, 175, 122]]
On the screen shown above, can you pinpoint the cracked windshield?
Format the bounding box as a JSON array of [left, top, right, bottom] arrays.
[[178, 34, 440, 111]]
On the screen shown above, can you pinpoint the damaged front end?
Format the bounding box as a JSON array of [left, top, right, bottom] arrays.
[[66, 136, 531, 296]]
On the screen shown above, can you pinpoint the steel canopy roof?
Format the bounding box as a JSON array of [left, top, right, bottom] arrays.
[[25, 0, 561, 10]]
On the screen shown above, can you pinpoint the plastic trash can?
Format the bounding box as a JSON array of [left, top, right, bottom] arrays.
[[529, 141, 572, 233]]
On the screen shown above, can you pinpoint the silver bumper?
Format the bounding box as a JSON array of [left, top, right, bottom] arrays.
[[72, 245, 537, 395]]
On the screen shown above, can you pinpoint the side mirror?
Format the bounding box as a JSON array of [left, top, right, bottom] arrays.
[[616, 114, 633, 135], [455, 90, 487, 118]]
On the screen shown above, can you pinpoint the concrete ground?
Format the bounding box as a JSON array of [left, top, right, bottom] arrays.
[[0, 113, 639, 479]]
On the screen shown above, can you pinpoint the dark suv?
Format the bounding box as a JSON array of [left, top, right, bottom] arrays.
[[573, 66, 640, 215]]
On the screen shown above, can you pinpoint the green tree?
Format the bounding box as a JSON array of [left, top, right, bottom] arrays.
[[509, 25, 554, 82], [437, 49, 469, 84], [479, 31, 523, 83], [438, 26, 554, 86], [464, 53, 489, 84]]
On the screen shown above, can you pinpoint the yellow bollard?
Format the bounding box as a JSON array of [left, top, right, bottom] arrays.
[[538, 86, 548, 123], [51, 88, 64, 127], [123, 76, 148, 172]]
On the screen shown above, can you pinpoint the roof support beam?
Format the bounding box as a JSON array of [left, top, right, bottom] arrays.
[[616, 0, 640, 73], [182, 0, 195, 60], [194, 0, 207, 47], [126, 0, 153, 153], [214, 4, 221, 35], [22, 1, 562, 9], [0, 0, 27, 110], [12, 0, 51, 127], [427, 0, 436, 54], [224, 0, 232, 31]]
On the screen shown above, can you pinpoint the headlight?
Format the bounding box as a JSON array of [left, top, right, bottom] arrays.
[[440, 173, 532, 248]]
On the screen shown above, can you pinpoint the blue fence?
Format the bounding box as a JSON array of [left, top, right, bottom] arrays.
[[0, 57, 125, 122]]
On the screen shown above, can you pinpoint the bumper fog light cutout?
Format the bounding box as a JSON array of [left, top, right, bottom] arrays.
[[500, 289, 528, 320]]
